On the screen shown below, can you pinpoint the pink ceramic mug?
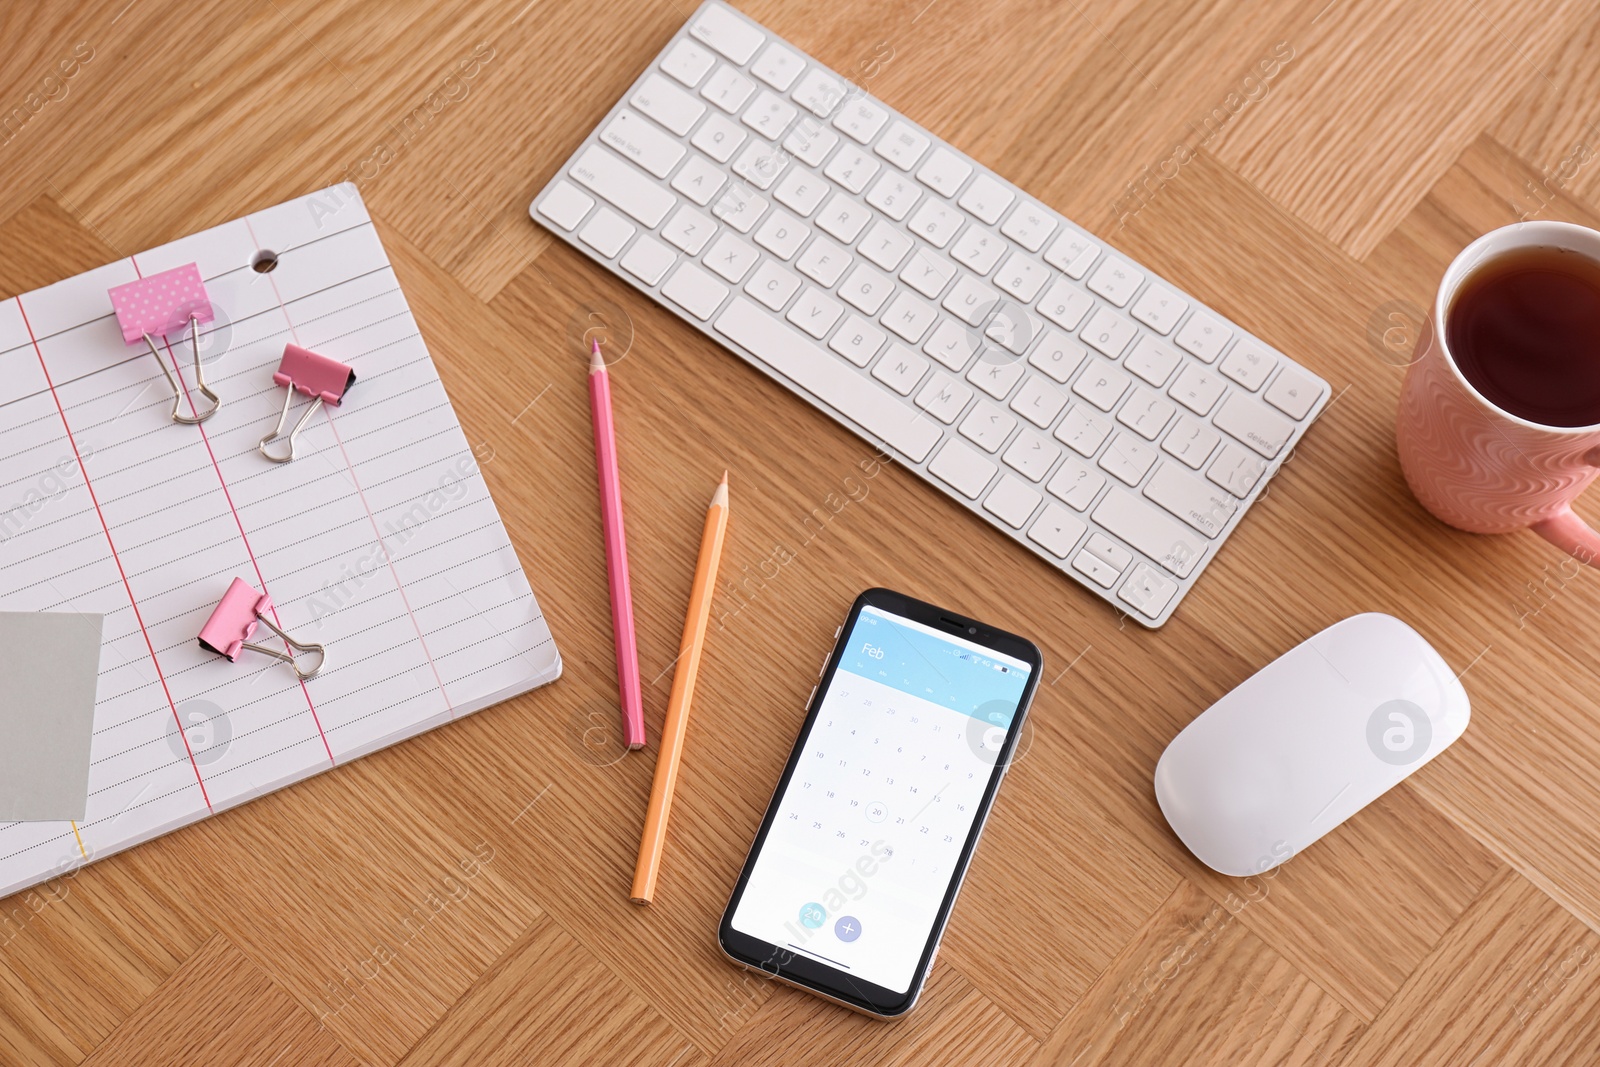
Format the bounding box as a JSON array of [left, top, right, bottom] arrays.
[[1397, 221, 1600, 563]]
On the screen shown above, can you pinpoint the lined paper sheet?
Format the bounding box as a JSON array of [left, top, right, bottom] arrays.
[[0, 184, 560, 897]]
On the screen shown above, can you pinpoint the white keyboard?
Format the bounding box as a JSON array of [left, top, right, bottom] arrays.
[[530, 0, 1328, 627]]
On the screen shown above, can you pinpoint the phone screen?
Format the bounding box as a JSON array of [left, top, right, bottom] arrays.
[[727, 604, 1033, 996]]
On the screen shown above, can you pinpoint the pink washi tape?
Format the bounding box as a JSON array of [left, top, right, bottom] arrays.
[[199, 577, 325, 679], [259, 344, 357, 464], [105, 263, 222, 424]]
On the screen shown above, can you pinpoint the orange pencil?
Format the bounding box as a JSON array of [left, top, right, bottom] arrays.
[[631, 472, 729, 904]]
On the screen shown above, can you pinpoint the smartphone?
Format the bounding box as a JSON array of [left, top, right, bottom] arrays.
[[718, 588, 1043, 1018]]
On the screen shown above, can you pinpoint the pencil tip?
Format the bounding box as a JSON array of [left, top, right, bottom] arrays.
[[589, 338, 605, 371], [711, 473, 729, 507]]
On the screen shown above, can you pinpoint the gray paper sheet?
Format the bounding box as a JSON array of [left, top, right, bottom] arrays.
[[0, 611, 102, 822]]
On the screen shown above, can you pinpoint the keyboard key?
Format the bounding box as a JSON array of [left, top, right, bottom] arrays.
[[983, 475, 1042, 528], [705, 233, 759, 282], [742, 90, 799, 140], [1207, 440, 1268, 497], [701, 65, 756, 113], [1174, 312, 1232, 363], [732, 140, 785, 189], [1036, 279, 1092, 330], [915, 371, 973, 423], [1029, 330, 1087, 383], [959, 400, 1016, 452], [929, 439, 997, 498], [917, 147, 973, 198], [1098, 431, 1158, 485], [1265, 366, 1321, 419], [661, 205, 716, 255], [985, 302, 1043, 355], [967, 353, 1026, 400], [1073, 549, 1122, 588], [1002, 428, 1059, 481], [1120, 563, 1179, 618], [661, 39, 716, 87], [924, 318, 979, 370], [881, 291, 938, 342], [1000, 201, 1057, 252], [1010, 375, 1068, 427], [900, 248, 956, 298], [1144, 460, 1236, 538], [1092, 488, 1203, 578], [750, 42, 804, 91], [691, 112, 746, 162], [959, 174, 1014, 224], [944, 274, 1000, 325], [1043, 231, 1100, 278], [717, 299, 942, 461], [1054, 404, 1111, 456], [995, 253, 1049, 302], [1072, 357, 1130, 411], [858, 220, 913, 270], [746, 259, 802, 311], [1213, 392, 1292, 457], [569, 146, 675, 228], [1220, 341, 1276, 390], [773, 169, 830, 217], [712, 186, 767, 233], [632, 73, 706, 136], [786, 286, 844, 337], [753, 209, 809, 259], [1161, 414, 1220, 469], [876, 121, 930, 170], [792, 68, 848, 117], [1047, 455, 1105, 510], [829, 314, 886, 366], [690, 5, 764, 63], [833, 97, 889, 143], [1168, 363, 1226, 415], [662, 262, 729, 320], [1116, 386, 1175, 440], [866, 172, 921, 220], [579, 206, 635, 257], [602, 110, 686, 178], [796, 235, 851, 286], [871, 343, 929, 395], [824, 145, 880, 193], [950, 225, 1006, 276], [1081, 306, 1137, 358], [783, 118, 838, 166], [1124, 335, 1181, 386], [907, 199, 964, 248], [670, 155, 726, 205], [534, 181, 593, 231], [1130, 283, 1188, 335], [1087, 256, 1144, 307], [1028, 504, 1088, 557], [839, 264, 895, 315], [620, 233, 675, 284], [816, 193, 872, 242]]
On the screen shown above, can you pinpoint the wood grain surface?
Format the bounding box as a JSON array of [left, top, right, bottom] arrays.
[[4, 0, 1600, 1063]]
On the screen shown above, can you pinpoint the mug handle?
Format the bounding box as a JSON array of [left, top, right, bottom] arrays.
[[1532, 506, 1600, 566]]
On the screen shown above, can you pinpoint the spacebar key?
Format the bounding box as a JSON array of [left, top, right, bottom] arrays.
[[715, 298, 941, 462], [1092, 487, 1204, 578]]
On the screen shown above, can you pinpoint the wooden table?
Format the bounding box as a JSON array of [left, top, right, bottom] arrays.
[[5, 0, 1600, 1063]]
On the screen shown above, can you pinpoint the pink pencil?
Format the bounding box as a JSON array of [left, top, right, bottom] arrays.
[[589, 339, 646, 749]]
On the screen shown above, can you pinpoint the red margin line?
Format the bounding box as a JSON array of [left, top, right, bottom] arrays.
[[137, 257, 336, 768], [242, 217, 455, 717], [16, 295, 213, 812]]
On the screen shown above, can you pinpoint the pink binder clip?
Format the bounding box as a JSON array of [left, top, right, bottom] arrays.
[[259, 343, 357, 463], [107, 263, 222, 424], [198, 577, 325, 679]]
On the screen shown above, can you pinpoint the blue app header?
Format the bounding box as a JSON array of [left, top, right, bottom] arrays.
[[834, 607, 1031, 725]]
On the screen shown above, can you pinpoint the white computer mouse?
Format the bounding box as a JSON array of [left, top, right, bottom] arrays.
[[1154, 613, 1470, 877]]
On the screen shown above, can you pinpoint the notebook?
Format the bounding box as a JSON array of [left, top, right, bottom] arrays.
[[0, 184, 561, 898]]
